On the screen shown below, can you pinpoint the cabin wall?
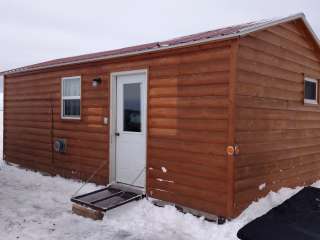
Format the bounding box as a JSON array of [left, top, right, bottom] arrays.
[[234, 20, 320, 215], [4, 67, 110, 183], [4, 41, 232, 217]]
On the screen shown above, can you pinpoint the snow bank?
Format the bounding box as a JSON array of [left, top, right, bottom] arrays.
[[0, 161, 319, 240]]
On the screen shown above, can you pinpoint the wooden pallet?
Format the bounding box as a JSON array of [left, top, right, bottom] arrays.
[[72, 203, 104, 220], [71, 185, 144, 220]]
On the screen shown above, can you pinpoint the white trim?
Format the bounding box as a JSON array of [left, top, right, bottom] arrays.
[[304, 77, 318, 105], [61, 76, 81, 120], [109, 69, 148, 190], [3, 13, 318, 76]]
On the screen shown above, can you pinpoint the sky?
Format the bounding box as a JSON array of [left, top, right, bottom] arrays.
[[0, 0, 319, 73]]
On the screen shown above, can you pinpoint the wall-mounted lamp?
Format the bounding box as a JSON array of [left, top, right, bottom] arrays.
[[92, 78, 102, 87]]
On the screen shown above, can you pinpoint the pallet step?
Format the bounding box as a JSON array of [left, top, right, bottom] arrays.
[[71, 185, 145, 219]]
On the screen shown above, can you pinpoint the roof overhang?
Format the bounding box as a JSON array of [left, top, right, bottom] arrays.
[[1, 12, 319, 76]]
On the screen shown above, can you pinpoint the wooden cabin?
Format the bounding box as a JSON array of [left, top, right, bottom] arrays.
[[1, 13, 320, 219]]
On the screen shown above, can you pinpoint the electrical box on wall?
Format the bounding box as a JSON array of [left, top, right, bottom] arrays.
[[54, 139, 67, 153]]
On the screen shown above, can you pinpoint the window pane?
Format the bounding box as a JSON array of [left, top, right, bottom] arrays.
[[305, 81, 317, 100], [63, 77, 80, 97], [123, 83, 141, 132], [63, 99, 80, 117]]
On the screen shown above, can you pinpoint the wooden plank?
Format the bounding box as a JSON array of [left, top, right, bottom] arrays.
[[236, 82, 302, 101], [149, 59, 229, 78], [149, 137, 226, 155], [238, 58, 303, 84], [281, 22, 303, 36], [236, 144, 320, 168], [5, 147, 52, 160], [149, 71, 229, 87], [5, 132, 51, 144], [149, 157, 227, 181], [226, 39, 238, 217], [149, 84, 228, 98], [149, 128, 227, 144], [149, 189, 226, 216], [53, 123, 107, 133], [5, 126, 51, 135], [149, 168, 227, 193], [5, 120, 51, 128], [149, 148, 227, 168], [240, 36, 320, 71], [237, 108, 320, 121], [149, 107, 228, 120], [236, 152, 320, 181], [237, 70, 302, 92], [5, 93, 59, 101], [236, 95, 284, 110], [237, 119, 320, 131], [150, 96, 228, 108], [72, 204, 104, 220], [148, 178, 226, 205], [268, 25, 312, 49], [53, 129, 108, 142], [236, 128, 320, 143], [250, 28, 319, 62], [239, 45, 320, 77], [5, 113, 52, 122], [235, 165, 320, 200], [5, 83, 59, 95], [234, 171, 318, 211], [149, 118, 228, 131]]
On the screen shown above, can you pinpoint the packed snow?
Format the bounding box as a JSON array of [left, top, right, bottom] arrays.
[[259, 183, 266, 191], [0, 110, 319, 239]]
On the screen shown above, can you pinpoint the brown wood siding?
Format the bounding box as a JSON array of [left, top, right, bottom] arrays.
[[234, 20, 320, 216], [146, 42, 231, 217], [4, 72, 110, 183], [4, 41, 231, 217]]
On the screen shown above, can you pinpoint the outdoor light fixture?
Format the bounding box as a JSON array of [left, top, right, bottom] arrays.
[[92, 78, 102, 87]]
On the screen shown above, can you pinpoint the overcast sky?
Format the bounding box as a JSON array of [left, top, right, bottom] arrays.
[[0, 0, 319, 73]]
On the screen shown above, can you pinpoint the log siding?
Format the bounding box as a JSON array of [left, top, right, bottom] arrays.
[[234, 21, 320, 216]]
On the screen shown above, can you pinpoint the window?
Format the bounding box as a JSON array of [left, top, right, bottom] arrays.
[[61, 76, 81, 119], [123, 83, 141, 132], [304, 77, 318, 105]]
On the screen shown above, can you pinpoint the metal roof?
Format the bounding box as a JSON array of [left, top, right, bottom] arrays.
[[2, 12, 319, 76]]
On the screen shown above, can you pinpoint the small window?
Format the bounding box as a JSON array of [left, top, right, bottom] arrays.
[[123, 83, 141, 132], [304, 77, 318, 105], [61, 76, 81, 119]]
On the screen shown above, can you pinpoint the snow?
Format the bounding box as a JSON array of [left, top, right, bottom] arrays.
[[161, 166, 167, 173], [259, 183, 266, 191], [0, 110, 320, 239]]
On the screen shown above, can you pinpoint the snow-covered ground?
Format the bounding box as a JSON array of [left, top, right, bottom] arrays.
[[0, 111, 319, 240]]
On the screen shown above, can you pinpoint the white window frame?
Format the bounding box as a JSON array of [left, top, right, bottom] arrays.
[[304, 77, 318, 105], [61, 76, 81, 119]]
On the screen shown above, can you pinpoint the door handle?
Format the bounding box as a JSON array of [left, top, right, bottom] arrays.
[[115, 132, 120, 136]]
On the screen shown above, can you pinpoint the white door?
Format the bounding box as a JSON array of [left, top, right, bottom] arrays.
[[115, 72, 147, 188]]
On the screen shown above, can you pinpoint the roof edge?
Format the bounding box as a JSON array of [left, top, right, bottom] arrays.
[[237, 13, 319, 47], [2, 12, 318, 76], [0, 34, 239, 76]]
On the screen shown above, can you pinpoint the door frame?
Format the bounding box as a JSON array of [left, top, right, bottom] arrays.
[[109, 69, 148, 189]]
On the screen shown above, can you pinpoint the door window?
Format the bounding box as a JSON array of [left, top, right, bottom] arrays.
[[123, 83, 141, 132]]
